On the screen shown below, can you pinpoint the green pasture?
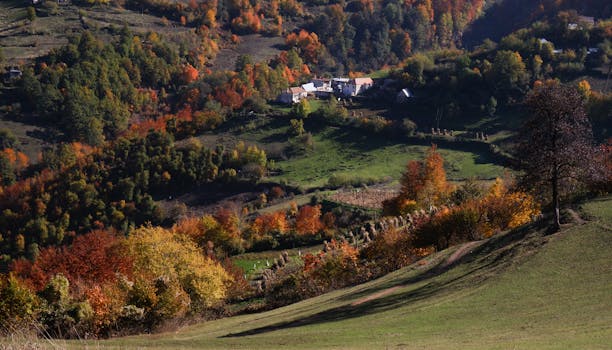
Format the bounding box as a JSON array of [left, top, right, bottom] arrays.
[[270, 126, 508, 188]]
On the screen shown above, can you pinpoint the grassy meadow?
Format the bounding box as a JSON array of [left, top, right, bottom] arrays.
[[26, 196, 606, 350], [196, 116, 508, 189]]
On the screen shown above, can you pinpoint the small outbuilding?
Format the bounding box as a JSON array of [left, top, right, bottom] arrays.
[[396, 88, 413, 103]]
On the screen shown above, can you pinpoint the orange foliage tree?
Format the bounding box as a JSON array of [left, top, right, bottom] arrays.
[[11, 229, 131, 292], [251, 210, 288, 237], [419, 144, 452, 206], [231, 8, 262, 34], [295, 204, 323, 235], [386, 145, 453, 214], [181, 63, 199, 84], [285, 30, 323, 64]]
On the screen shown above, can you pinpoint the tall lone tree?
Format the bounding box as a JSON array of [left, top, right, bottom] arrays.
[[517, 83, 595, 231]]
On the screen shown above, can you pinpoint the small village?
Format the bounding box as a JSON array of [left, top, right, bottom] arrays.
[[278, 77, 374, 104]]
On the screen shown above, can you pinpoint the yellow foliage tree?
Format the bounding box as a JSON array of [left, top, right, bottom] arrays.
[[577, 79, 591, 99], [122, 226, 232, 316], [481, 178, 540, 236]]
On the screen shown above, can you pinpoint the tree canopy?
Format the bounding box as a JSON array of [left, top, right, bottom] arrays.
[[517, 82, 596, 230]]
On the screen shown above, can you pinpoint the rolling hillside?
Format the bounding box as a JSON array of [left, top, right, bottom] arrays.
[[54, 196, 612, 349]]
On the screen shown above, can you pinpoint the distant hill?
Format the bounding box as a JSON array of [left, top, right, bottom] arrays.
[[69, 197, 612, 349], [462, 0, 612, 48]]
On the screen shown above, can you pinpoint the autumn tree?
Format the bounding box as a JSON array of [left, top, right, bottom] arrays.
[[295, 204, 323, 235], [122, 226, 231, 319], [250, 211, 288, 237], [488, 50, 529, 101], [516, 83, 596, 231], [181, 64, 199, 84], [388, 145, 452, 213]]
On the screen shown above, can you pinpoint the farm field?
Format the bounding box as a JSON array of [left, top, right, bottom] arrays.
[[232, 244, 323, 277], [48, 196, 612, 349]]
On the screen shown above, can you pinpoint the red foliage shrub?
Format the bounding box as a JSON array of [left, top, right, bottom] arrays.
[[11, 229, 132, 292]]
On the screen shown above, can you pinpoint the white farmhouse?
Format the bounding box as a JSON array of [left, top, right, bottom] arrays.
[[278, 86, 308, 104], [341, 77, 374, 97], [301, 82, 317, 93], [312, 78, 333, 97]]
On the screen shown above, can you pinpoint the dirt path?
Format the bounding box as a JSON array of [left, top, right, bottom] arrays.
[[350, 241, 482, 306], [351, 286, 401, 306], [443, 241, 482, 267]]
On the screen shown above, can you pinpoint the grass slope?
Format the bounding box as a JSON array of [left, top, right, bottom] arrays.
[[196, 117, 507, 189], [271, 127, 506, 187], [68, 197, 611, 349]]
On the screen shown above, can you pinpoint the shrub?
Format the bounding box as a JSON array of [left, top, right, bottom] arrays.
[[412, 205, 481, 250], [302, 240, 360, 290], [401, 118, 417, 136], [38, 274, 94, 339], [0, 129, 17, 149], [361, 228, 424, 273], [289, 118, 305, 136], [0, 274, 39, 332]]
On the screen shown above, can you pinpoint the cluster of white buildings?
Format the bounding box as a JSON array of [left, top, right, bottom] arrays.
[[278, 77, 374, 104]]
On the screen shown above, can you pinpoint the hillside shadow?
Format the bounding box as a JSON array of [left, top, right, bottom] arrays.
[[223, 275, 466, 338], [223, 221, 545, 338], [326, 127, 398, 153]]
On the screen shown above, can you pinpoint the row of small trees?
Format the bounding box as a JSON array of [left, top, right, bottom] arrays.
[[172, 202, 335, 255]]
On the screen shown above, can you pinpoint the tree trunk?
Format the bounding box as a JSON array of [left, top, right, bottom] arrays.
[[552, 174, 560, 231]]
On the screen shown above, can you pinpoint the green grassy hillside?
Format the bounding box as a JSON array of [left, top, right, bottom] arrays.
[[59, 197, 611, 349], [195, 117, 508, 189]]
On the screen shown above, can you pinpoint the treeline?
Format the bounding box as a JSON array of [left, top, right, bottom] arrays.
[[4, 227, 235, 338], [15, 29, 312, 145], [0, 190, 348, 338], [71, 0, 489, 73], [463, 0, 612, 47], [0, 131, 267, 268]]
